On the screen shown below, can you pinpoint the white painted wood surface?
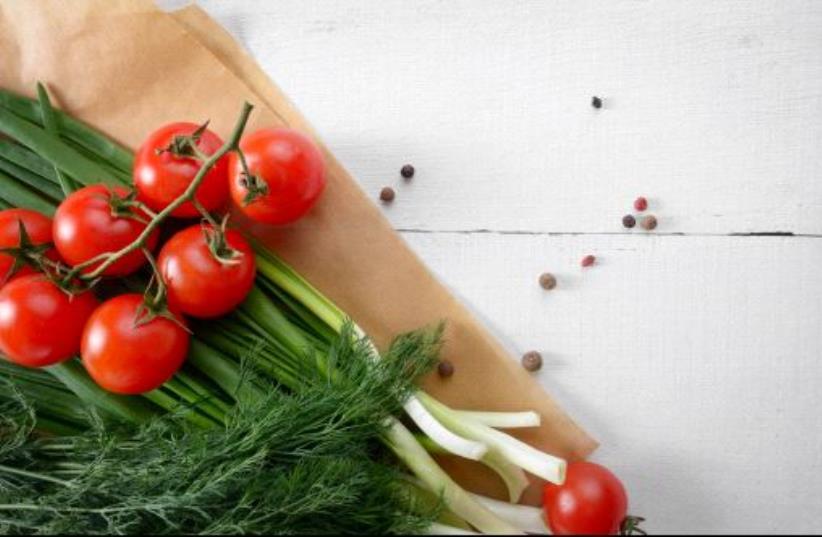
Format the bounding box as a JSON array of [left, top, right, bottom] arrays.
[[180, 1, 822, 533]]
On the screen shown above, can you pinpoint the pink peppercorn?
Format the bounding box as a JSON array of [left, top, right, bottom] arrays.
[[634, 197, 648, 212], [581, 255, 596, 267]]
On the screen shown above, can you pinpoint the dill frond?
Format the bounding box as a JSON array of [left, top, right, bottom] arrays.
[[0, 326, 442, 535]]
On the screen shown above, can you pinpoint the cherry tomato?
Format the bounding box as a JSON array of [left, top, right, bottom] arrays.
[[81, 294, 189, 394], [134, 122, 230, 218], [543, 461, 629, 535], [229, 128, 326, 225], [0, 275, 98, 367], [53, 185, 159, 277], [158, 224, 256, 318], [0, 209, 58, 285]]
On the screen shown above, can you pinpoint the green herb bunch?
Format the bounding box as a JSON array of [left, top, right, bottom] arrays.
[[0, 326, 441, 535]]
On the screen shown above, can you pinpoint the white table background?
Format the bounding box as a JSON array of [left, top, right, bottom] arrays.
[[181, 1, 822, 533]]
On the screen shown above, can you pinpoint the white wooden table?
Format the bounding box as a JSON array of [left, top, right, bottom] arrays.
[[183, 1, 822, 533]]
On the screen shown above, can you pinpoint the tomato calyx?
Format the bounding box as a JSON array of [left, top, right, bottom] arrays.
[[237, 172, 269, 206], [620, 516, 647, 535], [0, 220, 53, 284], [155, 120, 211, 161], [202, 215, 244, 266], [105, 188, 155, 225], [136, 248, 190, 332]]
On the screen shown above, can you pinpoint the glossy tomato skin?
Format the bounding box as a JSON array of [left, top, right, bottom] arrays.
[[229, 128, 326, 225], [134, 122, 230, 218], [158, 224, 256, 319], [81, 294, 189, 394], [543, 461, 628, 535], [53, 185, 159, 277], [0, 209, 57, 285], [0, 275, 98, 367]]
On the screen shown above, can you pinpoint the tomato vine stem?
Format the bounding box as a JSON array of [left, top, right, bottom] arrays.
[[62, 102, 254, 284]]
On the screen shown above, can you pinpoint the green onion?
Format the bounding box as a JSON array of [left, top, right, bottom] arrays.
[[0, 106, 123, 187], [0, 87, 133, 174], [45, 361, 157, 424], [36, 83, 77, 195], [0, 139, 63, 185]]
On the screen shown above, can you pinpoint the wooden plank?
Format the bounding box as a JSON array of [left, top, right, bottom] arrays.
[[403, 231, 822, 533], [195, 0, 822, 235]]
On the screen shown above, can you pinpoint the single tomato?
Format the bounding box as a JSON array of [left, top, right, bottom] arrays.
[[229, 128, 326, 225], [0, 208, 58, 285], [134, 122, 230, 218], [158, 224, 256, 318], [0, 274, 98, 367], [53, 185, 159, 277], [543, 461, 630, 535], [81, 294, 189, 394]]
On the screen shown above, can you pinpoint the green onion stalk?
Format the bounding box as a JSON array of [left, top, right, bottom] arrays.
[[0, 85, 566, 534]]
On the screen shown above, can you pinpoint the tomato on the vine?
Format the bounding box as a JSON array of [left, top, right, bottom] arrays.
[[0, 275, 98, 367], [229, 128, 326, 225], [134, 122, 230, 218], [81, 294, 189, 394], [158, 224, 256, 319], [53, 185, 159, 277], [0, 208, 58, 285], [543, 461, 635, 535]]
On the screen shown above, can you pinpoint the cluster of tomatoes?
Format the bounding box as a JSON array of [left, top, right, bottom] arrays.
[[0, 123, 326, 395]]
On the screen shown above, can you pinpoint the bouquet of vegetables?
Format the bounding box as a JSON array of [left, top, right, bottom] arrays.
[[0, 84, 641, 535]]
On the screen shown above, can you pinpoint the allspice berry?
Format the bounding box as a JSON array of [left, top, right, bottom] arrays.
[[640, 214, 658, 230], [437, 360, 455, 378], [521, 351, 543, 372], [539, 272, 557, 290], [379, 187, 395, 203]]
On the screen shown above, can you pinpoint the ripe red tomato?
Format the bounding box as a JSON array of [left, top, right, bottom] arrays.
[[0, 275, 98, 367], [158, 224, 256, 318], [134, 122, 230, 218], [229, 128, 326, 225], [81, 294, 189, 394], [53, 185, 159, 277], [543, 461, 629, 535], [0, 208, 58, 285]]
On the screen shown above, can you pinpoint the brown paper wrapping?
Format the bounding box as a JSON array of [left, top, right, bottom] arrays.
[[0, 0, 596, 502]]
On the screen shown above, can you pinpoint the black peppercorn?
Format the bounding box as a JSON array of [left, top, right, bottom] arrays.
[[437, 360, 455, 378], [521, 351, 543, 372], [591, 96, 603, 109], [622, 214, 636, 229], [400, 164, 415, 179], [379, 187, 395, 203]]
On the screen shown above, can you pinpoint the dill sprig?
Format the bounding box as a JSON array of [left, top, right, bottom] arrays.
[[0, 327, 442, 535]]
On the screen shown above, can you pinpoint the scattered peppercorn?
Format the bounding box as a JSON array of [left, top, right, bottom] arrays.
[[400, 164, 415, 179], [538, 272, 557, 290], [521, 351, 543, 372], [437, 360, 455, 378], [591, 96, 603, 109], [581, 254, 596, 267], [379, 187, 395, 203], [640, 214, 658, 230], [622, 214, 636, 229], [634, 196, 648, 212]]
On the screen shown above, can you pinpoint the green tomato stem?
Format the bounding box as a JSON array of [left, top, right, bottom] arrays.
[[67, 102, 254, 282]]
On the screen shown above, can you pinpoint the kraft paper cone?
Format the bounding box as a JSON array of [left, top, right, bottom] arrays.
[[0, 0, 596, 503]]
